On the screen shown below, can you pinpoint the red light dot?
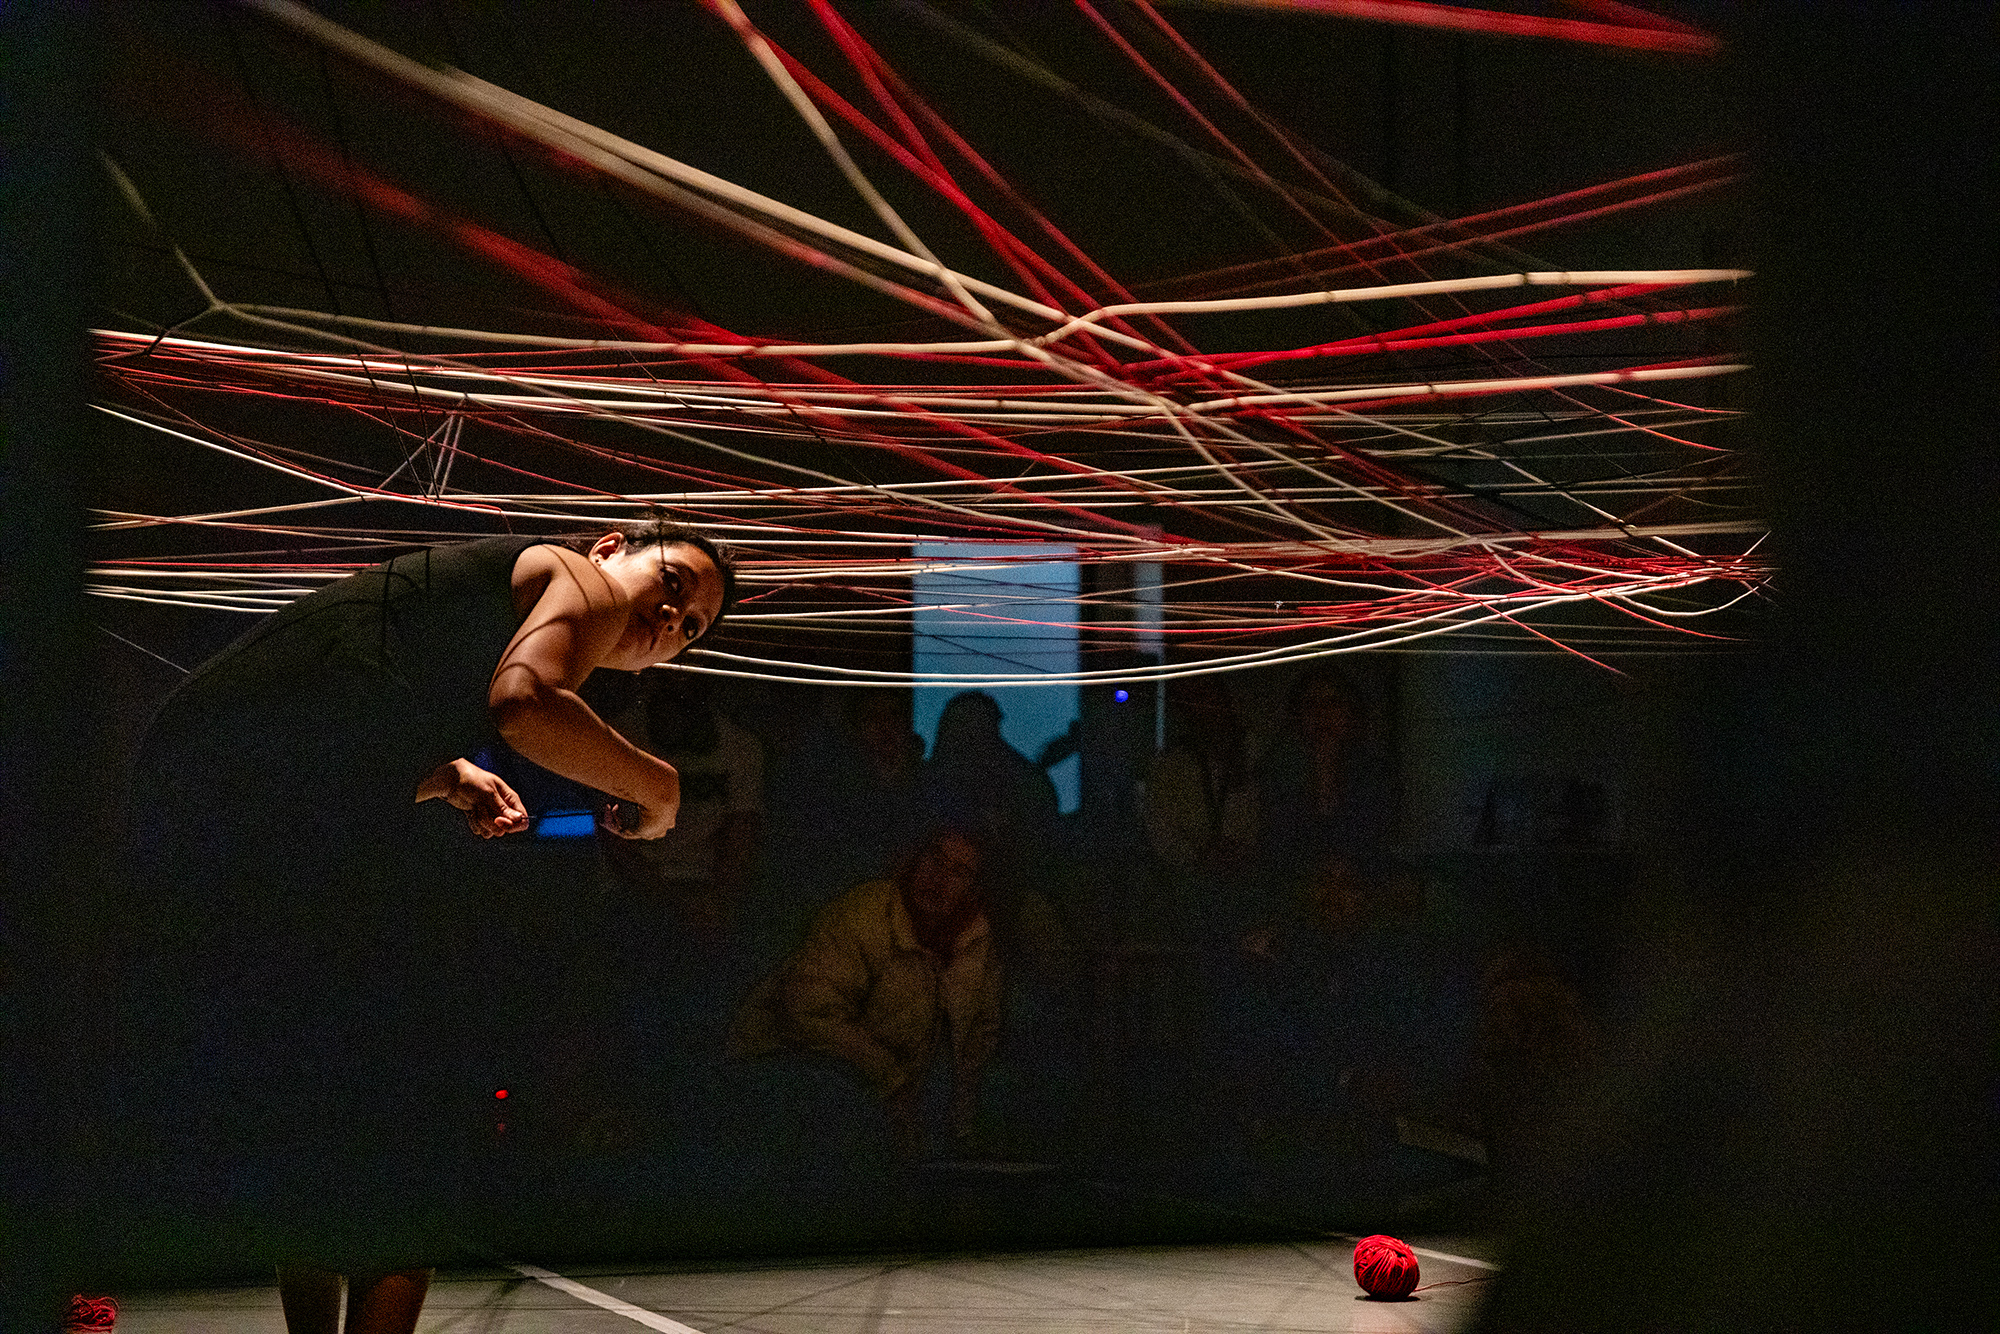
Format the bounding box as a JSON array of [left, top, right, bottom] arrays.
[[494, 1088, 508, 1100]]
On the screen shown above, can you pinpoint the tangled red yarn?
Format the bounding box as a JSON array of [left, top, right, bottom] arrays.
[[1353, 1235, 1420, 1298], [63, 1295, 117, 1332]]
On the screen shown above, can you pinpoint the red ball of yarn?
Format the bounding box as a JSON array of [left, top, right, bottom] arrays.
[[64, 1295, 118, 1332], [1353, 1234, 1420, 1298]]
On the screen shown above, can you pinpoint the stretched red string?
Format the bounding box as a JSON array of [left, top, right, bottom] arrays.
[[1221, 1, 1718, 56]]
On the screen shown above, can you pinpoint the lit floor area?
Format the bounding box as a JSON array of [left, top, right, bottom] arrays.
[[108, 1237, 1498, 1333]]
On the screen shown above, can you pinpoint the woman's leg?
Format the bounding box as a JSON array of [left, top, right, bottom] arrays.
[[275, 1266, 433, 1334], [342, 1269, 433, 1334], [276, 1266, 341, 1334]]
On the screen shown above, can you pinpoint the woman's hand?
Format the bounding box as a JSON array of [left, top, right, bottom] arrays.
[[417, 758, 530, 838], [595, 790, 677, 840]]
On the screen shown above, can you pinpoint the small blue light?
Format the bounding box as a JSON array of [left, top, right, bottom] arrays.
[[1114, 689, 1130, 703]]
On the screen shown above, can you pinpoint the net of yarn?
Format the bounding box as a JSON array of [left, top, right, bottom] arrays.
[[64, 1296, 117, 1332], [1353, 1235, 1420, 1298]]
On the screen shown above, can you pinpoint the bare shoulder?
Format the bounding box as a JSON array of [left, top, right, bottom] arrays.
[[512, 541, 589, 582], [510, 542, 602, 618]]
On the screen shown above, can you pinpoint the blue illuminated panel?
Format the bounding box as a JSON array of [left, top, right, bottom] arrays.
[[912, 543, 1080, 813]]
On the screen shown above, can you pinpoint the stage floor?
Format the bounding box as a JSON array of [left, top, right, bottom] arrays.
[[109, 1236, 1497, 1332]]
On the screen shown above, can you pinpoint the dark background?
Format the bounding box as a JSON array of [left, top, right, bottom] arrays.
[[5, 2, 1994, 1329]]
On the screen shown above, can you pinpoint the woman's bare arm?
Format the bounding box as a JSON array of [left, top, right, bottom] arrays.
[[487, 545, 680, 837]]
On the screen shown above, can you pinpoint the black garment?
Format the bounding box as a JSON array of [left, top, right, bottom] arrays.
[[122, 536, 554, 1269]]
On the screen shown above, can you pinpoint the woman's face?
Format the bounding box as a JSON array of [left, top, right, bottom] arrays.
[[591, 534, 726, 669]]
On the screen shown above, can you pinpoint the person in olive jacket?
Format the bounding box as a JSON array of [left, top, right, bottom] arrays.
[[733, 825, 1002, 1159]]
